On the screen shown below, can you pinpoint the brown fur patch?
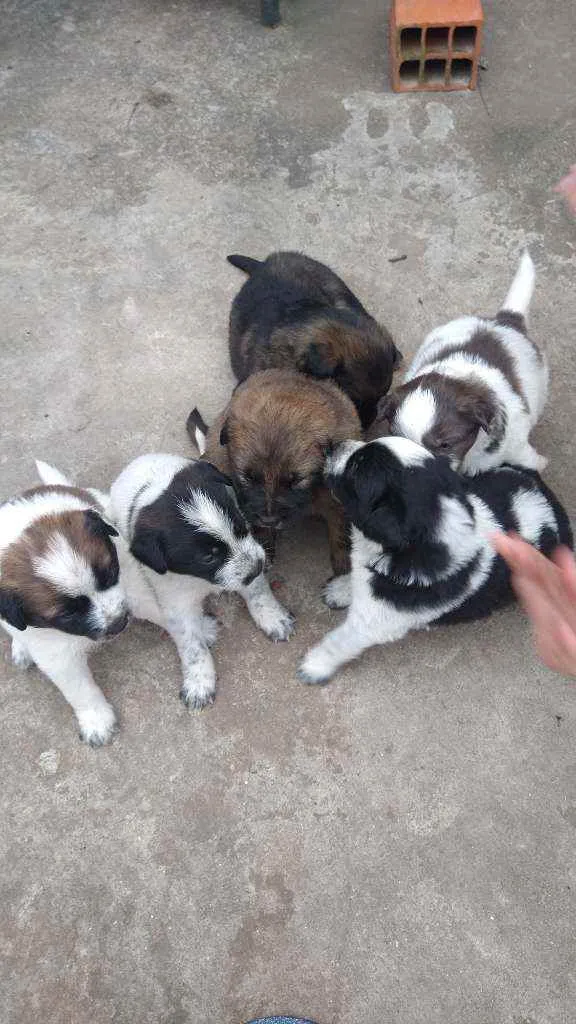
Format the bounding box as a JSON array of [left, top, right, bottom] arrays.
[[200, 369, 361, 573], [18, 484, 105, 509], [1, 510, 113, 621], [419, 326, 530, 412], [374, 372, 503, 461]]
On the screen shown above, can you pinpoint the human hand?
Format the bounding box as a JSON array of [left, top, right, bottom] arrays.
[[491, 533, 576, 677]]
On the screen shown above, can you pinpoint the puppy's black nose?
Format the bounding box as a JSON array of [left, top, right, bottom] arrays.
[[243, 558, 265, 586], [106, 611, 130, 636]]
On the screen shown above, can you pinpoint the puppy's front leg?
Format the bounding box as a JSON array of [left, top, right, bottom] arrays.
[[165, 612, 217, 709], [240, 573, 295, 641], [313, 488, 350, 577], [298, 615, 375, 685], [518, 444, 548, 474], [31, 639, 117, 746]]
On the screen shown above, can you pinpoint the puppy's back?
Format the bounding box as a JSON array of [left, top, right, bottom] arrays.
[[199, 368, 361, 471], [228, 251, 371, 380]]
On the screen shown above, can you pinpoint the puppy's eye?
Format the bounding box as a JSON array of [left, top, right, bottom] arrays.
[[437, 441, 452, 451], [200, 546, 221, 565]]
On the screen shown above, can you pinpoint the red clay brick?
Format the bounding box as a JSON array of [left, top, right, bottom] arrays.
[[390, 0, 484, 93]]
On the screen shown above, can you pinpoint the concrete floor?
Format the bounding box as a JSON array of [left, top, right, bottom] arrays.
[[1, 1, 576, 1022]]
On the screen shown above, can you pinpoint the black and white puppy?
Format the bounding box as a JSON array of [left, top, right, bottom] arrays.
[[375, 252, 548, 474], [109, 454, 294, 709], [298, 436, 572, 685], [0, 462, 130, 745]]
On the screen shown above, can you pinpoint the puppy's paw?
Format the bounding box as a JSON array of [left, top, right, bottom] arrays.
[[179, 686, 216, 711], [259, 602, 296, 642], [180, 659, 217, 710], [297, 648, 334, 686], [78, 703, 118, 747], [201, 614, 219, 648], [323, 574, 352, 609], [11, 637, 33, 670]]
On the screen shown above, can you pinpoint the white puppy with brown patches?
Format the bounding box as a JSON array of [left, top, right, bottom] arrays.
[[109, 453, 295, 709], [0, 462, 130, 745], [376, 252, 548, 474]]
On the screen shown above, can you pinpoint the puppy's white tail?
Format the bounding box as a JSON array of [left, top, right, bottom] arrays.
[[35, 460, 73, 487], [501, 250, 535, 317]]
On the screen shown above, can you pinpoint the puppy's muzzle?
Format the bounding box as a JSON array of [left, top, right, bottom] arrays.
[[242, 558, 265, 587]]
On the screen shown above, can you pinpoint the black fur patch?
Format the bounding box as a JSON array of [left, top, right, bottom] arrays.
[[130, 461, 250, 581], [0, 589, 27, 631], [329, 441, 572, 628], [372, 553, 480, 611]]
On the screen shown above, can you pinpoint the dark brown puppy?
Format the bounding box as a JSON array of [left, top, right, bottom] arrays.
[[187, 369, 362, 576], [227, 251, 401, 429]]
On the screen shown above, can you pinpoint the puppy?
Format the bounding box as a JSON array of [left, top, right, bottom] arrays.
[[109, 453, 294, 709], [298, 436, 572, 685], [0, 462, 130, 745], [374, 252, 548, 474], [227, 251, 401, 429], [187, 368, 362, 576]]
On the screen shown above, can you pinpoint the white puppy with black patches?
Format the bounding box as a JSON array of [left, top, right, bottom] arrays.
[[109, 454, 294, 709], [0, 462, 130, 745], [376, 252, 548, 474], [298, 437, 572, 685]]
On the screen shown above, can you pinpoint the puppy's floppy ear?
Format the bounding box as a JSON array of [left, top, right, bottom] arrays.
[[219, 420, 230, 447], [357, 487, 406, 549], [302, 341, 339, 379], [336, 446, 407, 548], [460, 392, 507, 444], [84, 509, 119, 539], [0, 589, 27, 631], [130, 528, 168, 575]]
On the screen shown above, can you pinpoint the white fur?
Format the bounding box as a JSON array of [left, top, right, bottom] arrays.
[[373, 433, 433, 467], [35, 460, 72, 487], [325, 439, 364, 477], [0, 490, 92, 561], [299, 438, 562, 685], [109, 454, 295, 708], [394, 389, 436, 446], [512, 487, 557, 544], [502, 250, 535, 316], [34, 533, 96, 595], [194, 426, 207, 456], [1, 466, 130, 745], [400, 252, 548, 474]]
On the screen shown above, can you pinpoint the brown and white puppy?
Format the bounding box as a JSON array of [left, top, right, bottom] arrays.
[[187, 369, 362, 575], [372, 252, 548, 475], [227, 251, 401, 429], [0, 462, 129, 745]]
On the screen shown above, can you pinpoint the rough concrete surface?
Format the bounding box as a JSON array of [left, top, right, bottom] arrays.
[[1, 1, 575, 1022]]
